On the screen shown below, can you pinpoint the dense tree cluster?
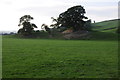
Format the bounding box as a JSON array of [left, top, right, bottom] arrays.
[[18, 5, 92, 37], [51, 5, 91, 31]]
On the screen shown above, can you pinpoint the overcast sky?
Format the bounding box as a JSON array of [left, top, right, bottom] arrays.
[[0, 0, 119, 31]]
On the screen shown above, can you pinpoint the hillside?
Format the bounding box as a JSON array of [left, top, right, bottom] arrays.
[[92, 19, 120, 33]]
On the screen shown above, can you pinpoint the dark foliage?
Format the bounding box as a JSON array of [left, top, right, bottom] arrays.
[[51, 5, 91, 31], [41, 24, 51, 34], [18, 15, 37, 36]]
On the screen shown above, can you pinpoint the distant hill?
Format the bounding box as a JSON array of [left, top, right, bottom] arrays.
[[92, 19, 120, 33], [0, 31, 16, 35]]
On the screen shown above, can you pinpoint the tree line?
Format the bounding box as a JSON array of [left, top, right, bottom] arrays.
[[17, 5, 94, 36]]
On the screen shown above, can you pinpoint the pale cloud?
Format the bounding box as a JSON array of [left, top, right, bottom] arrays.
[[85, 5, 118, 22], [86, 6, 117, 11]]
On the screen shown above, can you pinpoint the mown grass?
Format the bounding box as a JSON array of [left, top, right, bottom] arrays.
[[101, 29, 117, 33], [92, 19, 119, 31], [2, 35, 118, 78], [90, 31, 118, 41]]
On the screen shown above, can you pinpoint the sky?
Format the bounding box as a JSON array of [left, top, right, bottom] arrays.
[[0, 0, 119, 31]]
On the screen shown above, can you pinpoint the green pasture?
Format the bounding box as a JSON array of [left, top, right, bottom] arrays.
[[2, 34, 118, 78], [92, 19, 119, 32], [2, 19, 119, 78]]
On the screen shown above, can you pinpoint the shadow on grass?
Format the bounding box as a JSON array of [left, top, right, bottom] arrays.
[[89, 31, 119, 41], [2, 31, 119, 41]]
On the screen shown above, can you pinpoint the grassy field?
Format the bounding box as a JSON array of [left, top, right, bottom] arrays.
[[92, 19, 119, 32], [2, 19, 119, 78], [2, 34, 118, 78]]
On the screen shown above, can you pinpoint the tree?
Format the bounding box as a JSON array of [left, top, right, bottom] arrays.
[[51, 5, 90, 31], [18, 15, 37, 36], [41, 24, 51, 34], [84, 19, 92, 31]]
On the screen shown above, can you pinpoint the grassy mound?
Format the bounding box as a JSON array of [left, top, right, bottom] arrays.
[[92, 19, 119, 32]]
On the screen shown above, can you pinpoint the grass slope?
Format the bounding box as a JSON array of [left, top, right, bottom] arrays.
[[92, 19, 119, 32], [2, 35, 118, 78]]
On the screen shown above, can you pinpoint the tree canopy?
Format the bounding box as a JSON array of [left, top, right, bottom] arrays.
[[51, 5, 91, 31], [18, 15, 37, 36]]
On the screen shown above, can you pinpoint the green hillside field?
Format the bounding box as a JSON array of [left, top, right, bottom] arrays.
[[92, 19, 120, 32], [2, 19, 119, 78]]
